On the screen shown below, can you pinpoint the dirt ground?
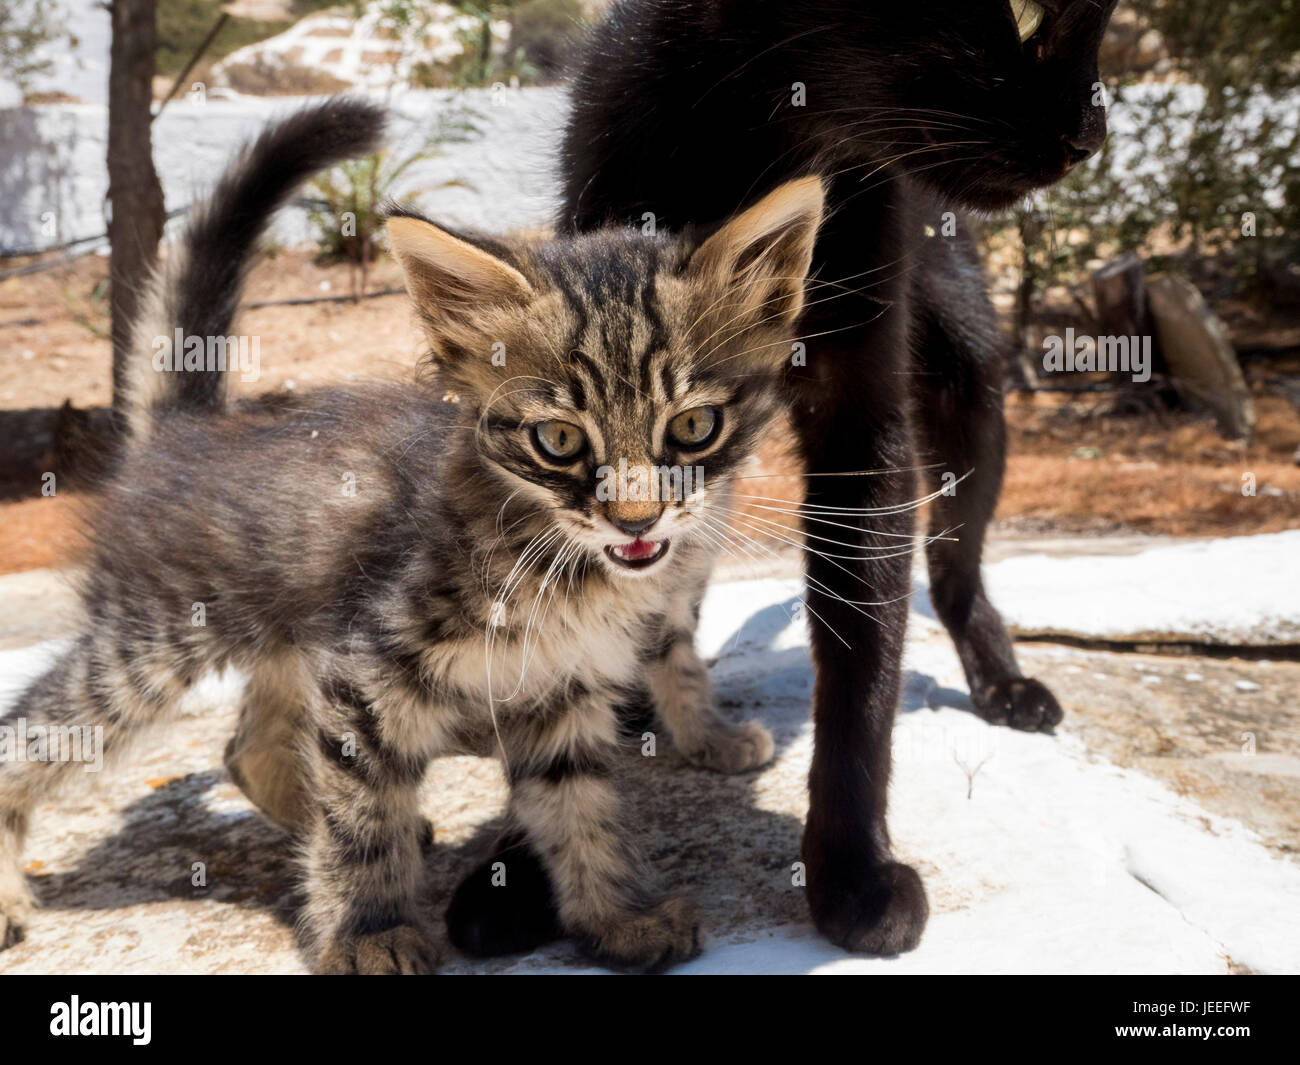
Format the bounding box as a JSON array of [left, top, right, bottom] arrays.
[[1, 250, 1298, 575]]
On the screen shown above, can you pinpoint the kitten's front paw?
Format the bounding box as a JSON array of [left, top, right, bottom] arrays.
[[579, 895, 701, 974], [803, 839, 928, 956], [0, 882, 34, 951], [316, 923, 440, 975], [974, 677, 1063, 732], [681, 720, 775, 774]]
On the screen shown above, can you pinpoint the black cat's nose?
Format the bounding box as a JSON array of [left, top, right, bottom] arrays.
[[1062, 129, 1105, 168]]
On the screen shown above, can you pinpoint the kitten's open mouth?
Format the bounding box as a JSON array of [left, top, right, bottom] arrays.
[[604, 538, 669, 570]]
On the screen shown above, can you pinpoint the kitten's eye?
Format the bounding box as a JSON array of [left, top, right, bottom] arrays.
[[667, 405, 720, 449], [533, 420, 587, 461], [1009, 0, 1044, 43]]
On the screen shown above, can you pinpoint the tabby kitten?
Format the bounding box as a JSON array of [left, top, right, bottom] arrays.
[[493, 0, 1116, 959], [0, 100, 821, 973]]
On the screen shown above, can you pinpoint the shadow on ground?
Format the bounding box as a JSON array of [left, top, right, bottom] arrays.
[[11, 592, 958, 972]]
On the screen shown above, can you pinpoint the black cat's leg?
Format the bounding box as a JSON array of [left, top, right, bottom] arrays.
[[792, 374, 929, 956], [445, 828, 562, 957], [912, 233, 1062, 731]]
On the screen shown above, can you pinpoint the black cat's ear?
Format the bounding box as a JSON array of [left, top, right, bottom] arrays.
[[387, 213, 533, 326], [686, 176, 825, 336]]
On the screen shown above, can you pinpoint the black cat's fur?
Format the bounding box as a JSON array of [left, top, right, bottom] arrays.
[[447, 0, 1119, 958]]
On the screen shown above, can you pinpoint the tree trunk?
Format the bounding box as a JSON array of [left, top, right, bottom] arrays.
[[1091, 251, 1149, 340], [1008, 210, 1044, 389], [107, 0, 165, 416]]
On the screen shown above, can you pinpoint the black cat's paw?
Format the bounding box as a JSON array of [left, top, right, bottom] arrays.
[[974, 677, 1063, 732], [803, 847, 928, 955], [445, 837, 562, 958]]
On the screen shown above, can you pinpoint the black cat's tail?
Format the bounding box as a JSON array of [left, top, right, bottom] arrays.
[[123, 97, 386, 440]]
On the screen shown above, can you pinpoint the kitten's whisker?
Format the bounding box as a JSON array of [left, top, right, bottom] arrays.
[[722, 509, 923, 575], [798, 597, 853, 649], [514, 536, 577, 693], [699, 513, 879, 635], [689, 254, 909, 356], [734, 471, 971, 517], [484, 522, 564, 771], [712, 511, 875, 587], [733, 463, 944, 482], [716, 503, 925, 547], [715, 504, 924, 556], [730, 501, 961, 540]]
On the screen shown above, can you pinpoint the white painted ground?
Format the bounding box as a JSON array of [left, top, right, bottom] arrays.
[[976, 530, 1300, 645], [673, 575, 1298, 975]]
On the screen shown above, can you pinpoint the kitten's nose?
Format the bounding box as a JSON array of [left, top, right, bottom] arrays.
[[610, 513, 660, 538]]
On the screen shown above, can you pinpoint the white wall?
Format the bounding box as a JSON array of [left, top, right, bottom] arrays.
[[0, 87, 569, 255]]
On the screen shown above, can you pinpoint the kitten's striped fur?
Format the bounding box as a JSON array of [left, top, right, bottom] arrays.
[[0, 100, 823, 972]]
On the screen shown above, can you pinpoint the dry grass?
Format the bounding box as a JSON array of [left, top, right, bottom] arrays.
[[999, 391, 1300, 535]]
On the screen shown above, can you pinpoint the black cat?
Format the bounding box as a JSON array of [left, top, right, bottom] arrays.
[[448, 0, 1118, 959]]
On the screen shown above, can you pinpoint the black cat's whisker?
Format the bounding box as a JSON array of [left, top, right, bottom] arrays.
[[692, 258, 909, 360], [696, 253, 912, 356], [770, 102, 1010, 129], [692, 22, 839, 108], [847, 152, 988, 205], [702, 270, 920, 369], [736, 113, 991, 205], [853, 141, 992, 187], [705, 290, 910, 370], [684, 250, 902, 349]]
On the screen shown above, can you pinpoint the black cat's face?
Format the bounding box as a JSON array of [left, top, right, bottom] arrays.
[[805, 0, 1119, 209]]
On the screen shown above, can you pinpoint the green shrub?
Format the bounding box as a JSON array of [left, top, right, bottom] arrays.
[[993, 0, 1300, 311]]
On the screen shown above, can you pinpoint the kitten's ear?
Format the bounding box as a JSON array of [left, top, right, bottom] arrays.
[[387, 214, 533, 321], [686, 176, 825, 334]]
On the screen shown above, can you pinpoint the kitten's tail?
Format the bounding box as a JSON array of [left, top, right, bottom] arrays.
[[123, 97, 386, 441]]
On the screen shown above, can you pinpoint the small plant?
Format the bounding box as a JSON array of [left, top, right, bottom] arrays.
[[0, 0, 76, 93], [507, 0, 585, 83], [306, 102, 480, 297], [59, 276, 111, 341]]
